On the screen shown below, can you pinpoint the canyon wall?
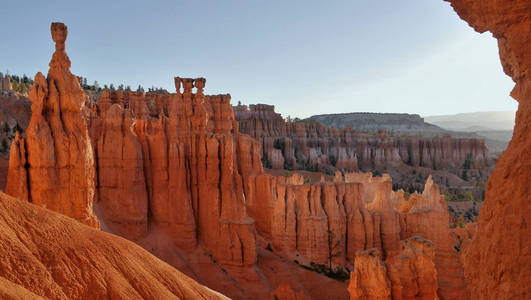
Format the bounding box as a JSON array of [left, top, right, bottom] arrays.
[[3, 21, 470, 299], [445, 0, 531, 299], [247, 171, 466, 299], [88, 81, 260, 269], [234, 104, 489, 183], [348, 237, 438, 300]]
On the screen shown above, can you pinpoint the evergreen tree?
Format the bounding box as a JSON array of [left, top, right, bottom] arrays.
[[1, 139, 7, 153], [3, 122, 10, 134]]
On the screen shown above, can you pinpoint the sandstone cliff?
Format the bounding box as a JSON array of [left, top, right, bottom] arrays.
[[247, 171, 466, 299], [234, 104, 490, 185], [445, 0, 531, 299], [2, 21, 470, 300], [89, 80, 260, 270], [5, 23, 99, 228], [348, 237, 438, 300]]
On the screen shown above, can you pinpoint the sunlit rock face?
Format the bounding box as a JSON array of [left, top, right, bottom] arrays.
[[234, 103, 489, 182], [348, 237, 439, 300], [4, 20, 478, 300], [6, 22, 99, 228], [88, 80, 261, 269], [445, 0, 531, 299], [248, 172, 466, 299], [0, 192, 229, 300]]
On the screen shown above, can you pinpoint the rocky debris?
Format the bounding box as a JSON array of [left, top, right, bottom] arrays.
[[5, 23, 99, 228], [445, 0, 531, 299], [0, 191, 228, 299], [234, 104, 490, 184], [270, 284, 311, 300], [348, 237, 439, 300]]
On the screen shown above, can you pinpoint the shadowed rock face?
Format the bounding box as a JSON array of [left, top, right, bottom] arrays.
[[6, 23, 98, 228], [445, 0, 531, 299]]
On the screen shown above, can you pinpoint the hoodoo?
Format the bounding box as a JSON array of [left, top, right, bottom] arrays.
[[1, 17, 502, 299], [6, 23, 99, 228]]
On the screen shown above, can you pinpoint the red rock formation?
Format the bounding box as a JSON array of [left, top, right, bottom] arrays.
[[0, 191, 228, 299], [270, 284, 311, 300], [5, 23, 98, 228], [234, 104, 489, 182], [2, 21, 471, 300], [88, 80, 260, 269], [445, 1, 531, 298], [248, 171, 465, 299], [348, 237, 439, 300], [348, 249, 392, 300], [450, 222, 476, 254], [89, 104, 148, 239]]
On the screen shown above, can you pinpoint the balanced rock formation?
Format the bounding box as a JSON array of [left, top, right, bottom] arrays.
[[348, 237, 438, 300], [445, 0, 531, 298], [0, 191, 227, 299], [234, 104, 489, 184], [5, 23, 98, 228]]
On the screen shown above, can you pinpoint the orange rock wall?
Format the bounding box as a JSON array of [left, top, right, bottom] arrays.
[[348, 237, 439, 300], [89, 80, 261, 268], [445, 0, 531, 299], [248, 172, 465, 299], [234, 104, 489, 181]]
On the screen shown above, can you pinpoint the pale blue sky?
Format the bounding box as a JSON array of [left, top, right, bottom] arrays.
[[0, 0, 517, 118]]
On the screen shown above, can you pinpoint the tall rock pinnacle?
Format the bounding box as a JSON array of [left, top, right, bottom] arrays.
[[6, 22, 99, 228]]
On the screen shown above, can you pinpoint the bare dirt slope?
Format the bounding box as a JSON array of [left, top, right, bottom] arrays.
[[0, 192, 228, 300]]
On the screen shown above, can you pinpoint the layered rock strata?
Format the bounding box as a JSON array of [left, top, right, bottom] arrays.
[[247, 171, 466, 299], [445, 0, 531, 299], [3, 21, 473, 300], [5, 23, 98, 228], [88, 80, 260, 268], [234, 104, 489, 181]]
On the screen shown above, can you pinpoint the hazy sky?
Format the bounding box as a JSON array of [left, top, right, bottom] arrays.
[[0, 0, 518, 118]]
